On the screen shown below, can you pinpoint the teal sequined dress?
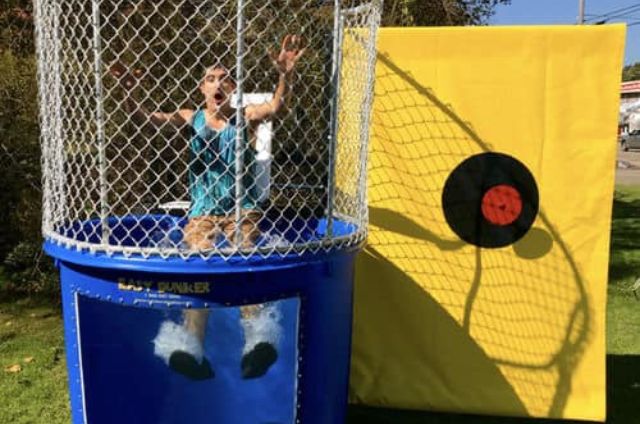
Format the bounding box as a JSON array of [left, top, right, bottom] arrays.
[[188, 109, 257, 217]]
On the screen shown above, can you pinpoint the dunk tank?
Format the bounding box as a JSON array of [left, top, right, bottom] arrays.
[[33, 0, 381, 422]]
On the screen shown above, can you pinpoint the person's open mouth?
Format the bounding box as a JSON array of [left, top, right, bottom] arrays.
[[213, 92, 224, 104]]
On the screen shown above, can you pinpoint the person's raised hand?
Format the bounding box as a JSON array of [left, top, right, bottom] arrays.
[[269, 34, 306, 75]]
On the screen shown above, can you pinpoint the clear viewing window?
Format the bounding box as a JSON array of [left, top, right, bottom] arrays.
[[77, 294, 300, 424]]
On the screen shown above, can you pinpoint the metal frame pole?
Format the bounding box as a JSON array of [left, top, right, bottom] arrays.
[[34, 0, 53, 234], [52, 1, 64, 236], [357, 1, 381, 226], [91, 0, 109, 246], [326, 0, 344, 238], [234, 0, 246, 247]]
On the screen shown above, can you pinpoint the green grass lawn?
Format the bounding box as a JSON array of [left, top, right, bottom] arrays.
[[608, 185, 640, 355], [1, 186, 640, 423], [0, 296, 69, 424]]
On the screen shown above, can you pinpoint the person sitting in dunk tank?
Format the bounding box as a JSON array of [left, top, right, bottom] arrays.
[[110, 35, 305, 380]]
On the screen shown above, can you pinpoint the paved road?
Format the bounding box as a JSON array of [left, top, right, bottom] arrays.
[[616, 149, 640, 185]]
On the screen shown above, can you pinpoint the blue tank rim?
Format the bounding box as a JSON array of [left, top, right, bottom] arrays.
[[43, 214, 364, 274], [44, 240, 362, 274]]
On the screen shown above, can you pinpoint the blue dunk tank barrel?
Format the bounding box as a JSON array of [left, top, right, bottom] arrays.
[[44, 217, 358, 424], [33, 0, 382, 422]]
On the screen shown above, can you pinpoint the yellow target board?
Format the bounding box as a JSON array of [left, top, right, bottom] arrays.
[[350, 25, 625, 421]]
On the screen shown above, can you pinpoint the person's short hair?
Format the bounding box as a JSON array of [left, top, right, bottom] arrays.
[[201, 63, 235, 86]]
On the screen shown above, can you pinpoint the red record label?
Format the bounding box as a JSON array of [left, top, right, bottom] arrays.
[[481, 184, 522, 226]]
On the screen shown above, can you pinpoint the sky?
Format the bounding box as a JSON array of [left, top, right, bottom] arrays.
[[490, 0, 639, 65]]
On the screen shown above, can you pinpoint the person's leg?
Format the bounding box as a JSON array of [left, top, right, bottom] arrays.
[[238, 303, 280, 379], [183, 216, 219, 250], [221, 210, 261, 249], [222, 211, 280, 378], [153, 217, 220, 380], [182, 216, 218, 347], [220, 214, 262, 326], [184, 307, 210, 344]]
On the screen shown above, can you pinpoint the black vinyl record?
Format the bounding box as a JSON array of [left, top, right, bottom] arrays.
[[442, 152, 539, 248]]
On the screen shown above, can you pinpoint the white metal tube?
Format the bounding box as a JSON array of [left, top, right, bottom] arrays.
[[326, 0, 344, 238], [91, 0, 109, 245], [357, 1, 381, 227], [234, 0, 246, 247], [34, 0, 50, 234], [51, 0, 65, 235]]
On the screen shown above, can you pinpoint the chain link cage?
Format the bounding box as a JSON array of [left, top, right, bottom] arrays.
[[34, 0, 382, 260]]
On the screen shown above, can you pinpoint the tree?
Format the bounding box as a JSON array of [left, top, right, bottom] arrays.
[[0, 0, 34, 56], [383, 0, 511, 27], [623, 62, 640, 82], [0, 0, 53, 294]]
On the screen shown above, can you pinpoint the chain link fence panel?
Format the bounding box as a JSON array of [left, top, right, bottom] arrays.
[[35, 0, 382, 260]]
